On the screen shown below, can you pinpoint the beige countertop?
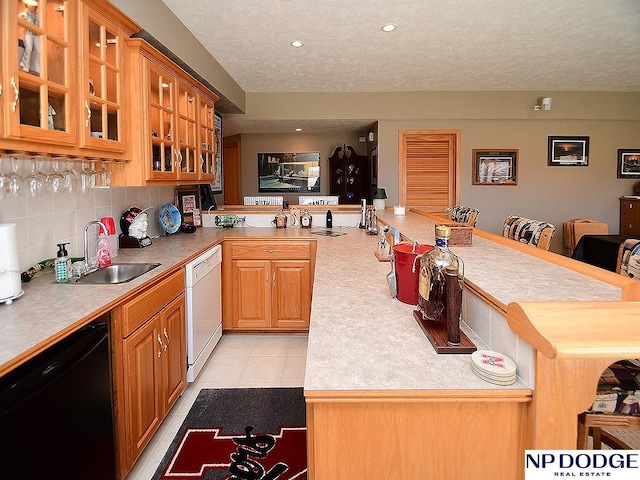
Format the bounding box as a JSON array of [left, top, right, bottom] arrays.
[[376, 210, 623, 306], [0, 209, 625, 392], [303, 210, 624, 393], [0, 226, 312, 374]]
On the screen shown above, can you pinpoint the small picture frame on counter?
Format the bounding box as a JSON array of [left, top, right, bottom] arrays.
[[174, 187, 202, 227]]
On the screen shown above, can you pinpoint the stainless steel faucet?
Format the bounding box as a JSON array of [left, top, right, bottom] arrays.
[[83, 220, 108, 273]]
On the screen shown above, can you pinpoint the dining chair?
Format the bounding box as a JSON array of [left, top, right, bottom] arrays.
[[562, 218, 608, 257], [502, 215, 556, 251], [577, 359, 640, 449]]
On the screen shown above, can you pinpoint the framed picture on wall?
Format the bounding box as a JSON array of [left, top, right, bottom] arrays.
[[548, 136, 589, 166], [370, 147, 378, 187], [617, 149, 640, 179], [472, 149, 518, 185], [211, 112, 223, 193]]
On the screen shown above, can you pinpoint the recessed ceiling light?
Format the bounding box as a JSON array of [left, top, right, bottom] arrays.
[[381, 23, 397, 32], [290, 40, 304, 48], [295, 128, 302, 132]]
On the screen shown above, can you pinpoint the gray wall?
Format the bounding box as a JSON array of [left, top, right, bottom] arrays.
[[237, 133, 364, 206], [376, 118, 637, 253], [238, 91, 640, 253]]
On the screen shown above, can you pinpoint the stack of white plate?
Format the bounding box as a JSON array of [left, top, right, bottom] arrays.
[[471, 350, 517, 385]]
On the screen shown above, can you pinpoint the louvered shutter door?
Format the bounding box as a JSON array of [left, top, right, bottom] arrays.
[[399, 132, 458, 211]]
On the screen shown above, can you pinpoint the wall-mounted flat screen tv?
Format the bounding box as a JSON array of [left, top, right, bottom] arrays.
[[258, 152, 320, 193]]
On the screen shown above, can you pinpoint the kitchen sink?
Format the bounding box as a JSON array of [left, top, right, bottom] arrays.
[[69, 263, 161, 285]]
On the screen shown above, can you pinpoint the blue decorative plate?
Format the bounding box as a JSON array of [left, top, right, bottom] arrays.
[[158, 204, 181, 234]]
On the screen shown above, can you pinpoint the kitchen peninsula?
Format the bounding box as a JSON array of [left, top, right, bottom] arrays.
[[1, 207, 639, 479], [303, 209, 640, 480]]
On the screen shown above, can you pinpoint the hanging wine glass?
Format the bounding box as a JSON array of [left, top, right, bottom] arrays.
[[47, 160, 66, 194], [98, 162, 112, 188], [62, 160, 77, 194], [7, 157, 24, 197], [24, 158, 44, 197], [0, 156, 10, 199], [80, 161, 96, 193], [35, 157, 49, 188]]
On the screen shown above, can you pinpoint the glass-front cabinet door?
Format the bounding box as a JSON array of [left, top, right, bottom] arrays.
[[0, 16, 5, 138], [147, 64, 176, 180], [198, 95, 216, 181], [5, 0, 75, 145], [78, 3, 124, 152], [176, 81, 198, 181]]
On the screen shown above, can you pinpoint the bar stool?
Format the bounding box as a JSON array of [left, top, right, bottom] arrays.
[[448, 205, 479, 227]]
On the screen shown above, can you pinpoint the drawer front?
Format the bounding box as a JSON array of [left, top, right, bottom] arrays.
[[229, 241, 312, 260], [122, 270, 185, 337]]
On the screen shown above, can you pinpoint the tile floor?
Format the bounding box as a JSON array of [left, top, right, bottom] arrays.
[[125, 334, 308, 480]]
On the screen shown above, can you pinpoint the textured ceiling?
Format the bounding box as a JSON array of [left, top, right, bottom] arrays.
[[160, 0, 640, 133]]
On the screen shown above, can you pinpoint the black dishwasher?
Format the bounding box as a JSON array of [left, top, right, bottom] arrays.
[[0, 320, 116, 479]]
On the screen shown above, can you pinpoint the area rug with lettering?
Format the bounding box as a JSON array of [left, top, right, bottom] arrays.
[[152, 388, 307, 480]]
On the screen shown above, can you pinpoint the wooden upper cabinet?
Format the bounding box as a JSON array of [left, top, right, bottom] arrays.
[[3, 0, 76, 146], [77, 1, 126, 153], [198, 93, 218, 182], [176, 80, 198, 181], [0, 0, 136, 156], [0, 16, 5, 139], [113, 38, 219, 186], [147, 62, 178, 181]]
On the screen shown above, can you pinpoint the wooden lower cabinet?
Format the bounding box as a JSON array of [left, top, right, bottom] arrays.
[[305, 392, 530, 480], [620, 196, 640, 235], [113, 270, 186, 478], [223, 240, 316, 332], [272, 260, 312, 329]]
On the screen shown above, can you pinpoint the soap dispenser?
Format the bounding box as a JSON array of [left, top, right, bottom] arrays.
[[55, 243, 71, 282], [97, 233, 112, 268]]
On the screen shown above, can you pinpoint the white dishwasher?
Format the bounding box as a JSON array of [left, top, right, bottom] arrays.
[[185, 244, 222, 382]]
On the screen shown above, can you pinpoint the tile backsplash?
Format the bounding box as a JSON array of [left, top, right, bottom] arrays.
[[0, 184, 175, 272]]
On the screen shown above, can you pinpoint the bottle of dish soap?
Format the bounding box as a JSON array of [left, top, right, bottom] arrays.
[[55, 243, 71, 282], [97, 233, 112, 268]]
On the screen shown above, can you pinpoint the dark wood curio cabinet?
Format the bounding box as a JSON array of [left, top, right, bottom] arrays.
[[328, 145, 370, 204]]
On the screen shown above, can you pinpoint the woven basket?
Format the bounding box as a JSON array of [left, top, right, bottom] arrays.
[[435, 222, 473, 246]]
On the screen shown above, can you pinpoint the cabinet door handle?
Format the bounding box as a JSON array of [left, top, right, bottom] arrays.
[[85, 101, 91, 127], [264, 249, 279, 253], [157, 334, 165, 354], [163, 328, 170, 345], [272, 272, 276, 286], [11, 77, 19, 113], [266, 272, 269, 284], [0, 82, 3, 97]]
